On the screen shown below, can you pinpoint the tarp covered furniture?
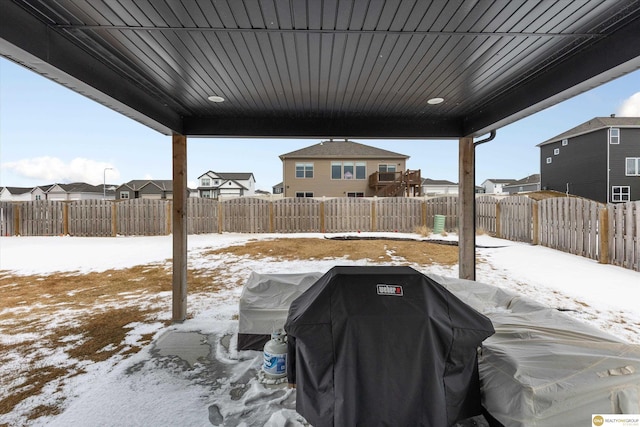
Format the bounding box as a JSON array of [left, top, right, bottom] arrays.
[[238, 271, 323, 350], [434, 274, 640, 427], [284, 266, 495, 427]]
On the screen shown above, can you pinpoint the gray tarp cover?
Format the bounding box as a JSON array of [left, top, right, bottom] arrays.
[[238, 271, 323, 350], [433, 274, 640, 427], [284, 266, 495, 427]]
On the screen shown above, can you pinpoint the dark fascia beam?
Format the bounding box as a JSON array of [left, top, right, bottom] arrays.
[[462, 14, 640, 137], [0, 1, 183, 136], [183, 116, 463, 139]]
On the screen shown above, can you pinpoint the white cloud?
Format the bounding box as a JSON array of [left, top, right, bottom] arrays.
[[617, 92, 640, 116], [1, 156, 119, 185]]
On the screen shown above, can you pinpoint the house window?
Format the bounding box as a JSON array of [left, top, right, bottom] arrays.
[[201, 190, 211, 198], [611, 186, 630, 202], [379, 164, 396, 173], [35, 195, 42, 200], [201, 178, 210, 186], [626, 157, 640, 176], [120, 191, 130, 199], [546, 157, 552, 164], [553, 148, 560, 155], [213, 179, 220, 186], [332, 162, 367, 180], [296, 163, 314, 178], [347, 192, 364, 197], [295, 192, 313, 198], [561, 139, 568, 146], [610, 128, 620, 144]]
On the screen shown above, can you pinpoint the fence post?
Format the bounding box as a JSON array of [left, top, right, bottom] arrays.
[[495, 202, 501, 238], [218, 201, 224, 234], [166, 201, 172, 234], [532, 201, 539, 245], [269, 201, 275, 233], [421, 200, 427, 228], [111, 202, 117, 237], [599, 206, 609, 264], [371, 199, 377, 232], [14, 202, 21, 236], [320, 201, 325, 233], [62, 202, 69, 236]]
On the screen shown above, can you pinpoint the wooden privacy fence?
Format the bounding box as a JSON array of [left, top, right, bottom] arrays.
[[1, 197, 639, 272]]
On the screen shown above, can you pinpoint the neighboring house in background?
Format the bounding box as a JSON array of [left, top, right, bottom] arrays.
[[421, 178, 458, 196], [279, 139, 420, 197], [539, 116, 640, 203], [46, 182, 113, 200], [197, 171, 256, 199], [115, 180, 173, 200], [481, 178, 516, 194], [503, 174, 541, 195], [0, 187, 37, 201], [272, 182, 284, 195]]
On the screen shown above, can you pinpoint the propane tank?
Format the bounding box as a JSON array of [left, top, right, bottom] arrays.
[[262, 329, 287, 379]]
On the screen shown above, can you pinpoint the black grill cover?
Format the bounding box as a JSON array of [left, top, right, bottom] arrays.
[[284, 266, 495, 427]]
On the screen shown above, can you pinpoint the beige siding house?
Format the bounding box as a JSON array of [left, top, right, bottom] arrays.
[[279, 140, 419, 197]]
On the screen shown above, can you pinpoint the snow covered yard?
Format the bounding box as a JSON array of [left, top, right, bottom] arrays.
[[1, 232, 639, 426]]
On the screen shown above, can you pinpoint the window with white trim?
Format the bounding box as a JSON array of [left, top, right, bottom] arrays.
[[561, 139, 568, 146], [201, 177, 210, 186], [295, 192, 313, 198], [378, 164, 396, 173], [332, 161, 367, 180], [611, 186, 630, 202], [610, 128, 620, 144], [295, 163, 314, 178], [546, 157, 552, 164], [120, 191, 130, 199], [553, 148, 560, 155], [347, 192, 364, 197], [626, 157, 640, 176]]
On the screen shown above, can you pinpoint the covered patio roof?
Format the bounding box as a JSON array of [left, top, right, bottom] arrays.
[[2, 0, 640, 320]]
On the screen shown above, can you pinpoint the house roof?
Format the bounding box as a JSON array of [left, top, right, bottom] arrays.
[[2, 186, 34, 195], [503, 174, 541, 188], [279, 140, 408, 160], [422, 178, 457, 186], [198, 171, 255, 181], [538, 116, 640, 146], [3, 1, 640, 139], [483, 179, 516, 184], [120, 180, 173, 191], [52, 182, 104, 193]]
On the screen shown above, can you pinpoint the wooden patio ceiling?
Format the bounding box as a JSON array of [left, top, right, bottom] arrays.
[[2, 0, 640, 139]]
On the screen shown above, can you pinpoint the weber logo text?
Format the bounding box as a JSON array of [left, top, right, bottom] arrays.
[[377, 284, 403, 296]]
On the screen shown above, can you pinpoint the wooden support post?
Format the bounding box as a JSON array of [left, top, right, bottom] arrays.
[[458, 137, 476, 281], [495, 202, 501, 238], [421, 200, 427, 228], [172, 134, 188, 323], [319, 201, 325, 233], [218, 202, 223, 234], [166, 201, 172, 235], [599, 207, 609, 264]]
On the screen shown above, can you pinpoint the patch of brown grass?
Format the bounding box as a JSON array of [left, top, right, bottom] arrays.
[[205, 237, 459, 266]]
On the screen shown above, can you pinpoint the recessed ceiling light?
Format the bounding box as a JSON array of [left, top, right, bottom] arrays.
[[427, 97, 444, 105], [208, 95, 225, 103]]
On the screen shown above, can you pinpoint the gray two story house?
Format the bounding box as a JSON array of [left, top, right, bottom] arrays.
[[538, 116, 640, 203]]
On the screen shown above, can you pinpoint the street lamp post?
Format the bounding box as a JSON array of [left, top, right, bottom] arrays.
[[103, 167, 113, 199]]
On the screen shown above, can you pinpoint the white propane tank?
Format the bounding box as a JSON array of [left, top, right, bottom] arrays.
[[262, 330, 287, 379]]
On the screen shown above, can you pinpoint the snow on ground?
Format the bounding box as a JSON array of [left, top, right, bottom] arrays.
[[1, 232, 639, 426]]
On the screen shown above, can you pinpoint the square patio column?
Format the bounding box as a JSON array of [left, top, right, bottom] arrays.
[[172, 134, 188, 322], [458, 137, 476, 280]]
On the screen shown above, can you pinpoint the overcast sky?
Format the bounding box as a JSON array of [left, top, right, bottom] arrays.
[[1, 57, 639, 191]]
